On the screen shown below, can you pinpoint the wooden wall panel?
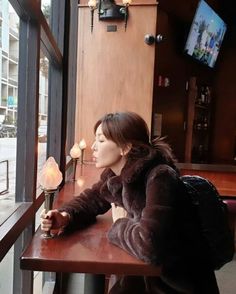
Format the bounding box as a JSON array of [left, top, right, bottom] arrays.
[[184, 77, 197, 162], [212, 44, 236, 164], [75, 4, 157, 160]]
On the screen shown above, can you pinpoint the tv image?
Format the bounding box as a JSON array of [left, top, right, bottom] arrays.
[[184, 0, 227, 68]]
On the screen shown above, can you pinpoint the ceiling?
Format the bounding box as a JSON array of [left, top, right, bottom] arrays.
[[158, 0, 236, 26], [157, 0, 236, 48]]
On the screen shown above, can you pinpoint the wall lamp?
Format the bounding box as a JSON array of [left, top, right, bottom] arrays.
[[88, 0, 132, 33]]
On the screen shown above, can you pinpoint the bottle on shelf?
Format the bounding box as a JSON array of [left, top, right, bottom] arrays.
[[194, 119, 202, 130], [196, 85, 211, 106], [196, 87, 202, 105], [194, 114, 207, 131], [193, 144, 208, 163], [203, 116, 208, 130], [205, 86, 211, 104], [198, 144, 204, 162], [200, 86, 206, 104]]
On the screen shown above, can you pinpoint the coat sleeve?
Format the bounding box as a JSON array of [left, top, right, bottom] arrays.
[[107, 165, 180, 265], [58, 171, 111, 230]]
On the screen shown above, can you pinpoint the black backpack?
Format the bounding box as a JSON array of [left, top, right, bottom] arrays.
[[181, 175, 234, 270]]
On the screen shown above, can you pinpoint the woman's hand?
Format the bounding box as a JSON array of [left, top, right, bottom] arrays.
[[40, 209, 70, 233], [111, 203, 127, 223]]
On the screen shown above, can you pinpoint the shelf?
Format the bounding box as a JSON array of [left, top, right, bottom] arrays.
[[195, 103, 210, 110], [185, 77, 212, 163], [193, 129, 209, 133]]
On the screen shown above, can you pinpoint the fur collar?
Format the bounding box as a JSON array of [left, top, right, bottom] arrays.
[[101, 145, 170, 184], [121, 146, 164, 183]]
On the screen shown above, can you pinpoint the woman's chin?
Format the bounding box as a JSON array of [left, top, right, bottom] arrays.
[[95, 162, 106, 169], [95, 162, 101, 168]]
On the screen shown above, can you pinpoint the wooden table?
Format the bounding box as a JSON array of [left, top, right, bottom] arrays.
[[21, 163, 236, 276], [21, 211, 160, 276], [178, 164, 236, 198], [20, 164, 161, 276]]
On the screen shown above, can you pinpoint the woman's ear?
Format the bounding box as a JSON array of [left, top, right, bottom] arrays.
[[120, 144, 132, 156]]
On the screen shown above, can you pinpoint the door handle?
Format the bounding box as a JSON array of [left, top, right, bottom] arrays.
[[144, 34, 155, 45], [144, 34, 164, 45]]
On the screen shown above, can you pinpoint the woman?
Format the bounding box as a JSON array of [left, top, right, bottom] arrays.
[[41, 111, 219, 293]]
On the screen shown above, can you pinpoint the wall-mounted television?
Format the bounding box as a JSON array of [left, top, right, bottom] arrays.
[[184, 0, 227, 68]]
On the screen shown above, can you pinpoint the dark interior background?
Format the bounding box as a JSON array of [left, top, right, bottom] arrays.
[[152, 0, 236, 165]]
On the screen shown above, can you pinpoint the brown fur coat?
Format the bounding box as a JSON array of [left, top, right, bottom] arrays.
[[59, 146, 219, 293]]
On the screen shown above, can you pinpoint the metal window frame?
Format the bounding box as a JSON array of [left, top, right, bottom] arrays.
[[0, 160, 9, 195], [13, 15, 40, 294], [66, 0, 78, 155]]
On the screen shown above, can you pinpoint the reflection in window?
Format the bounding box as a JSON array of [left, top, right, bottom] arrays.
[[41, 0, 51, 24], [37, 51, 49, 197], [0, 1, 19, 224]]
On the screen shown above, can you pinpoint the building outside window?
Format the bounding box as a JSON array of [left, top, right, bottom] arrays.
[[41, 0, 51, 24], [0, 1, 49, 221], [0, 0, 19, 224]]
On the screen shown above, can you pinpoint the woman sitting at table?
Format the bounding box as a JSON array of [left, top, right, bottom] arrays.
[[41, 111, 219, 294]]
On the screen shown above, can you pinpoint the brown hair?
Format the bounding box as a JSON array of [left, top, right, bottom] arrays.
[[94, 112, 176, 165]]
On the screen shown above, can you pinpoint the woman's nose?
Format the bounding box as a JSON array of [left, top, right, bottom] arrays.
[[91, 141, 97, 151]]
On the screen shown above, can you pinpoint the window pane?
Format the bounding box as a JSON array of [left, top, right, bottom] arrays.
[[0, 1, 19, 224], [0, 228, 38, 294], [36, 51, 49, 197], [0, 244, 13, 293], [41, 0, 51, 25]]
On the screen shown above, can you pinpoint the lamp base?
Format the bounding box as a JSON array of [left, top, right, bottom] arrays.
[[72, 158, 78, 181], [41, 228, 56, 239], [41, 232, 54, 239], [43, 189, 57, 239]]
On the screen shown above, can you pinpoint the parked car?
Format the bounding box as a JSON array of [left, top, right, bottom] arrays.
[[38, 125, 47, 143], [0, 124, 17, 138]]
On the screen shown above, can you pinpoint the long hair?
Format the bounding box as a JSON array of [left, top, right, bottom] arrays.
[[94, 112, 176, 165]]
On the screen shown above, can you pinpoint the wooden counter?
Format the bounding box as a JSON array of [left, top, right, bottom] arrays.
[[21, 211, 160, 275], [177, 163, 236, 172], [21, 163, 235, 276], [177, 163, 236, 197], [20, 164, 161, 276]]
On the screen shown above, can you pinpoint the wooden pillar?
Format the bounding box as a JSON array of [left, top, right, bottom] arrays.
[[75, 1, 158, 160]]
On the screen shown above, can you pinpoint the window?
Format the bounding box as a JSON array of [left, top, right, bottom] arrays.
[[0, 244, 14, 293], [0, 1, 19, 225], [0, 19, 2, 48], [0, 0, 77, 293], [41, 0, 51, 25]]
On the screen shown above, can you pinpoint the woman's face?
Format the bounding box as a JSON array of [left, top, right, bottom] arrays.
[[92, 124, 127, 175]]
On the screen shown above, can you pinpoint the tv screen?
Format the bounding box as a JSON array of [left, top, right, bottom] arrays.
[[184, 0, 227, 68]]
